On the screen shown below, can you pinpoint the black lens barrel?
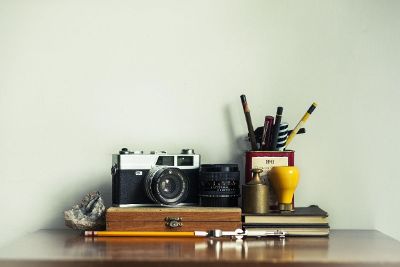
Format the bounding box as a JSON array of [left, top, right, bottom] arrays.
[[199, 164, 240, 207]]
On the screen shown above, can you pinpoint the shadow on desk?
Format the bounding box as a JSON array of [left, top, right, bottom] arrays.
[[64, 234, 329, 261]]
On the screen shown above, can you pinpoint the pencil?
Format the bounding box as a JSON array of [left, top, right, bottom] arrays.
[[284, 102, 317, 149], [84, 231, 207, 237], [240, 95, 258, 151]]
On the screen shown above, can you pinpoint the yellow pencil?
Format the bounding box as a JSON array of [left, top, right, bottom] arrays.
[[84, 231, 207, 237], [284, 102, 318, 149]]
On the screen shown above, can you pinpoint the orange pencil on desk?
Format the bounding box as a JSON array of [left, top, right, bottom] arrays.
[[85, 231, 208, 237]]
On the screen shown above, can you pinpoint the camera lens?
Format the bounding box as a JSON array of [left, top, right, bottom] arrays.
[[145, 166, 189, 205], [199, 164, 240, 207]]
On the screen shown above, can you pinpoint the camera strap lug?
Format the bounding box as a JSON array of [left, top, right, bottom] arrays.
[[165, 217, 183, 228], [111, 164, 118, 176]]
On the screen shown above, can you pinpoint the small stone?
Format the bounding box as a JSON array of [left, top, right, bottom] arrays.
[[64, 191, 106, 230]]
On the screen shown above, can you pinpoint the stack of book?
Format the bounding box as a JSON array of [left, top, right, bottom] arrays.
[[243, 205, 329, 237]]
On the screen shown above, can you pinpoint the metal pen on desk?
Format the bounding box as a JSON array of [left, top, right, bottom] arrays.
[[240, 95, 258, 151]]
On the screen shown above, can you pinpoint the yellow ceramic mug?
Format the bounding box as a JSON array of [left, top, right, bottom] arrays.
[[269, 166, 299, 211]]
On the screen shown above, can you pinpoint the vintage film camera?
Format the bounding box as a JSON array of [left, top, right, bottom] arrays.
[[112, 148, 200, 207]]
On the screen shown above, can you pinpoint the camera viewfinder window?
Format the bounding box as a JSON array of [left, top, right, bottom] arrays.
[[177, 156, 193, 166], [156, 156, 174, 166]]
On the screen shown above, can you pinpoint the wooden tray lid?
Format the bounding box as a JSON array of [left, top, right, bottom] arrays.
[[106, 207, 242, 222]]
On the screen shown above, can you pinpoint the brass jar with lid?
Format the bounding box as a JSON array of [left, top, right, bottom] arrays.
[[242, 168, 269, 214]]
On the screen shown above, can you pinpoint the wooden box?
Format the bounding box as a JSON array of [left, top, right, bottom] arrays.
[[106, 207, 242, 231]]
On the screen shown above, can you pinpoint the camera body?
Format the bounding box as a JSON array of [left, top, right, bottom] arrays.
[[112, 148, 200, 207]]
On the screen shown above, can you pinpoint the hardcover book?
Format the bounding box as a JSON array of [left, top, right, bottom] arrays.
[[243, 205, 328, 225]]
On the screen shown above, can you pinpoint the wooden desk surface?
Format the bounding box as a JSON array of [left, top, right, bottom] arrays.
[[0, 230, 400, 267]]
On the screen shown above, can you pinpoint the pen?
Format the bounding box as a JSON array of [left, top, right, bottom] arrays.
[[284, 102, 317, 149], [288, 128, 306, 135], [254, 127, 305, 140], [261, 116, 274, 150], [270, 107, 284, 151], [240, 95, 258, 151]]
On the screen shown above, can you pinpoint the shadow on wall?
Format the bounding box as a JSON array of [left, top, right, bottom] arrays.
[[224, 104, 248, 180], [51, 104, 247, 228], [224, 104, 249, 207]]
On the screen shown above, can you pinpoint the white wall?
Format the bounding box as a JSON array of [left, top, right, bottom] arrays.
[[1, 0, 399, 246]]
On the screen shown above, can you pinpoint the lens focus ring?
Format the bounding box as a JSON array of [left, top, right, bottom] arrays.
[[145, 166, 189, 205]]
